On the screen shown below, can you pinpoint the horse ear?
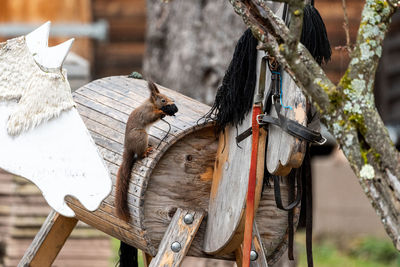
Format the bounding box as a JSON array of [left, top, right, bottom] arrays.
[[148, 81, 160, 95]]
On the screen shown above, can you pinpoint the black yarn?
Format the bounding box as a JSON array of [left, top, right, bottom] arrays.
[[202, 28, 258, 132], [203, 4, 331, 131], [301, 4, 331, 65], [118, 241, 138, 267]]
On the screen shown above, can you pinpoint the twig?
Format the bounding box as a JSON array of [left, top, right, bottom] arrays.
[[341, 0, 352, 54]]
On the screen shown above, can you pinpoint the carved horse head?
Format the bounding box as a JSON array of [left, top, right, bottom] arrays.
[[0, 22, 112, 217]]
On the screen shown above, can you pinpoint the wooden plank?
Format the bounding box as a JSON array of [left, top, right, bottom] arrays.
[[88, 80, 198, 134], [149, 208, 204, 267], [203, 110, 267, 253], [142, 250, 153, 267], [250, 223, 268, 267], [65, 199, 153, 253], [75, 90, 179, 143], [105, 76, 210, 116], [79, 84, 180, 139], [235, 247, 243, 267], [143, 127, 218, 258], [19, 210, 78, 267]]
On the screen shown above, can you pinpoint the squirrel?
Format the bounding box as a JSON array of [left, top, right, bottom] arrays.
[[115, 81, 178, 222]]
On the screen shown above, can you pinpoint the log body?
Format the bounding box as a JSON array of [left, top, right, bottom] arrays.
[[65, 76, 299, 264]]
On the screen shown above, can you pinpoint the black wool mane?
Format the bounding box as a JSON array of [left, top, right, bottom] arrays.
[[301, 4, 331, 65], [202, 28, 258, 132], [204, 3, 331, 131]]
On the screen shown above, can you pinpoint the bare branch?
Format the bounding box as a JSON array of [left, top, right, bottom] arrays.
[[341, 0, 352, 53]]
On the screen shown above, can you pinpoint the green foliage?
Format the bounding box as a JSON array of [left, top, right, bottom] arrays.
[[349, 237, 400, 265], [110, 238, 144, 267], [296, 233, 400, 267]]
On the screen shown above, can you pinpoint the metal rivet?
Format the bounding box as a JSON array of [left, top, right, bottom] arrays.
[[184, 214, 194, 225], [250, 250, 258, 261], [171, 241, 181, 253]]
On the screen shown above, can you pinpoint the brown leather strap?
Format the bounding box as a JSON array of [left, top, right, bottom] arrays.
[[304, 146, 314, 267]]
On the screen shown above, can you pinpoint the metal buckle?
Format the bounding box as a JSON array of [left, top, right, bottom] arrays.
[[256, 114, 265, 125], [315, 136, 327, 145], [271, 94, 277, 104]]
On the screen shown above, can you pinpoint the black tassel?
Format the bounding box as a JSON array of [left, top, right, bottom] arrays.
[[118, 241, 138, 267], [202, 28, 258, 132], [301, 4, 331, 65]]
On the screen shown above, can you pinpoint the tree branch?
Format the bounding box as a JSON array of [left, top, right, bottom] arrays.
[[229, 0, 400, 250]]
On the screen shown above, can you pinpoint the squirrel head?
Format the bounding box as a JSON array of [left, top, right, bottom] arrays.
[[148, 81, 178, 116]]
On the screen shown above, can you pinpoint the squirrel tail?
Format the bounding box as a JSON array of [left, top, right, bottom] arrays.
[[115, 149, 136, 222]]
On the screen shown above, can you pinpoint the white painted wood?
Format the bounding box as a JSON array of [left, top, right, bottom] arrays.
[[26, 21, 74, 70], [25, 21, 51, 57], [40, 38, 75, 69], [0, 24, 112, 217], [0, 103, 112, 217]]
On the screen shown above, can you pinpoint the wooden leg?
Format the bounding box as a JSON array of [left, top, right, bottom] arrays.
[[18, 210, 78, 267], [235, 246, 243, 267], [149, 208, 204, 267], [142, 250, 153, 267], [249, 222, 268, 267]]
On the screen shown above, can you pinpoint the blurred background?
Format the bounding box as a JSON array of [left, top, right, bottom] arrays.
[[0, 0, 400, 266]]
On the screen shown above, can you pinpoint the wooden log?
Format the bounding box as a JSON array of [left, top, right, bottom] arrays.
[[149, 208, 204, 267], [63, 77, 300, 265], [18, 210, 78, 267]]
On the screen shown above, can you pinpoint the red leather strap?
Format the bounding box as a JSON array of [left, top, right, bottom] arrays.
[[242, 104, 262, 267]]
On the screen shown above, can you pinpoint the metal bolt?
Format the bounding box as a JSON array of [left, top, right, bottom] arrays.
[[171, 241, 181, 253], [250, 250, 258, 261], [184, 214, 194, 225]]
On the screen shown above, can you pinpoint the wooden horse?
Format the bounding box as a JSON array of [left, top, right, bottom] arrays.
[[17, 2, 313, 265], [19, 76, 300, 267]]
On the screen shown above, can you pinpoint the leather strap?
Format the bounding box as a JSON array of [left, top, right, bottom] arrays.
[[236, 105, 326, 145], [236, 62, 326, 145], [303, 146, 314, 267], [273, 171, 302, 211], [242, 57, 267, 267], [258, 113, 326, 144], [242, 105, 262, 267]]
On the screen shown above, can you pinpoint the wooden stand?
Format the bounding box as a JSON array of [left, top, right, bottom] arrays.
[[19, 211, 78, 267], [19, 209, 269, 267], [149, 208, 204, 267]]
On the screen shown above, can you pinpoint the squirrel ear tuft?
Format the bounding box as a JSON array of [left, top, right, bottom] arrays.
[[148, 81, 160, 95]]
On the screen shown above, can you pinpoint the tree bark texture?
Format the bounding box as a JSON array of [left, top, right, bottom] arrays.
[[144, 0, 246, 104]]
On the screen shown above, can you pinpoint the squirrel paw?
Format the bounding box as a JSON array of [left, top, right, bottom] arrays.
[[143, 146, 153, 157]]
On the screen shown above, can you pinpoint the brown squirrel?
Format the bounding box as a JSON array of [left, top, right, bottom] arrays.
[[115, 81, 178, 222]]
